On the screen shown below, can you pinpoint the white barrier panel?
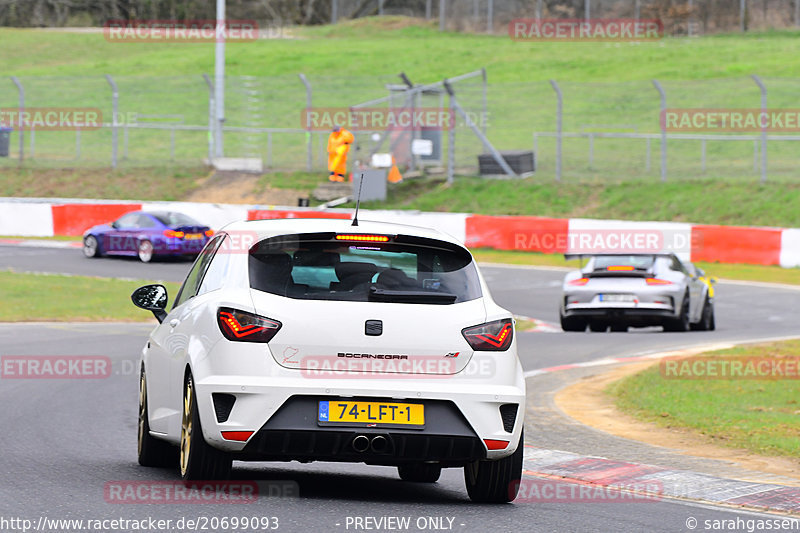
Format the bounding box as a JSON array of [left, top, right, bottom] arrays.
[[363, 211, 469, 244], [779, 229, 800, 268], [568, 218, 693, 261], [0, 202, 54, 237]]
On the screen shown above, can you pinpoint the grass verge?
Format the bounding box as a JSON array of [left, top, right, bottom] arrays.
[[0, 270, 180, 322], [471, 249, 800, 285], [607, 340, 800, 458]]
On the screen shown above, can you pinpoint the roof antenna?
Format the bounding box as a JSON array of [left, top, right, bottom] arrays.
[[351, 172, 365, 227]]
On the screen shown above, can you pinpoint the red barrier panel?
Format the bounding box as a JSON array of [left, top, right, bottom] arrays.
[[247, 209, 351, 221], [51, 203, 142, 236], [691, 225, 782, 265], [465, 215, 570, 253]]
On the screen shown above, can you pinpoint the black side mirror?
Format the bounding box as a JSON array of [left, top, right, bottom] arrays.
[[111, 221, 120, 229], [131, 284, 168, 323]]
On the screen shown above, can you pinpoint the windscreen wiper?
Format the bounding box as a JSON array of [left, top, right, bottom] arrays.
[[368, 286, 457, 304]]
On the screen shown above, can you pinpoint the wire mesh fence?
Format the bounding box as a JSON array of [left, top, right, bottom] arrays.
[[2, 72, 800, 182]]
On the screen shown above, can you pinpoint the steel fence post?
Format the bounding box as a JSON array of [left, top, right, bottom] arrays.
[[646, 137, 651, 172], [549, 80, 562, 182], [426, 0, 432, 20], [299, 74, 313, 171], [536, 0, 543, 20], [635, 0, 640, 20], [202, 74, 215, 163], [652, 80, 667, 181], [439, 0, 446, 32], [588, 133, 594, 168], [487, 0, 494, 33], [105, 74, 119, 169], [752, 74, 767, 183], [688, 0, 694, 36], [701, 138, 706, 172], [481, 68, 488, 136], [379, 0, 384, 16], [332, 0, 338, 24], [796, 0, 799, 26], [10, 76, 24, 162], [585, 0, 590, 21], [447, 88, 455, 184], [740, 0, 746, 32]]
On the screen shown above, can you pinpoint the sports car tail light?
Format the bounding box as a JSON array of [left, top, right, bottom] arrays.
[[217, 308, 282, 343], [163, 230, 185, 238], [335, 234, 390, 242], [568, 277, 589, 286], [462, 319, 513, 351], [607, 265, 635, 271], [205, 230, 215, 237], [646, 278, 673, 285]]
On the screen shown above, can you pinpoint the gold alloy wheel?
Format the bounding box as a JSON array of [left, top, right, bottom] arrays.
[[137, 371, 146, 457], [180, 377, 193, 477]]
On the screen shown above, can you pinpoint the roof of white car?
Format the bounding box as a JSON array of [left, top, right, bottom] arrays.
[[220, 217, 464, 246]]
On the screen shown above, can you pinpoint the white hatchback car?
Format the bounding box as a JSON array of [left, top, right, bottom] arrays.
[[132, 218, 526, 503]]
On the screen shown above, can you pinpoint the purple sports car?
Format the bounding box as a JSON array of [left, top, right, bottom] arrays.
[[82, 211, 213, 263]]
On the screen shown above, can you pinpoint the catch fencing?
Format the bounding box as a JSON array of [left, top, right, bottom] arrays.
[[3, 73, 800, 182]]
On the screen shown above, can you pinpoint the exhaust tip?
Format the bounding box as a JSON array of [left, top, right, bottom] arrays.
[[352, 435, 370, 453], [370, 435, 388, 453]]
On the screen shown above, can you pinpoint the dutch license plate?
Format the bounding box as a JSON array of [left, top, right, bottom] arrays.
[[184, 233, 203, 240], [318, 401, 424, 427], [600, 294, 636, 302]]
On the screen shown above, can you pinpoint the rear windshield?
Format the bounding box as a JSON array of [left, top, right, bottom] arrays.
[[248, 233, 482, 304], [591, 255, 655, 270], [151, 212, 201, 227]]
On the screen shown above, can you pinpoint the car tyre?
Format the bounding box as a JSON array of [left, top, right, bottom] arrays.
[[691, 297, 715, 331], [589, 322, 608, 333], [664, 292, 690, 332], [398, 463, 442, 483], [180, 373, 232, 481], [83, 235, 100, 258], [138, 367, 177, 467], [464, 430, 523, 503], [560, 314, 586, 332], [138, 240, 154, 263], [610, 324, 628, 332]]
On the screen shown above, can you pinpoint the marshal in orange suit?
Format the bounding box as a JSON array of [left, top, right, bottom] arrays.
[[327, 125, 355, 182]]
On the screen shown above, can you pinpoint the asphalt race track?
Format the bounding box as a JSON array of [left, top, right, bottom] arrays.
[[1, 244, 799, 532]]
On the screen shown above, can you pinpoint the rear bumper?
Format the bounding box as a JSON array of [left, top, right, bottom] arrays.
[[237, 396, 486, 466], [192, 370, 525, 465], [563, 306, 677, 325]]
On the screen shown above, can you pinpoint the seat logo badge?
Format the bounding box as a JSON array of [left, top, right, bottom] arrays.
[[365, 320, 383, 336]]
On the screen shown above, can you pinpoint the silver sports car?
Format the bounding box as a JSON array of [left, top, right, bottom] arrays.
[[559, 253, 716, 332]]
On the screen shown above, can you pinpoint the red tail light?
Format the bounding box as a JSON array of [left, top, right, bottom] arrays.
[[568, 277, 589, 286], [462, 319, 513, 351], [218, 308, 281, 343], [205, 230, 215, 237], [221, 431, 254, 442], [163, 230, 185, 238], [646, 278, 673, 285], [484, 439, 509, 450]]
